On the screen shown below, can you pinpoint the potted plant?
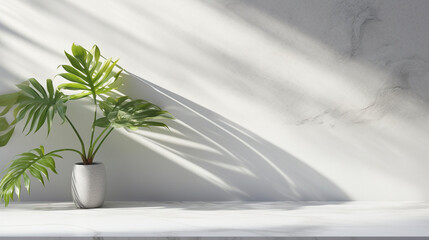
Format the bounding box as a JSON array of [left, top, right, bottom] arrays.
[[0, 44, 173, 208]]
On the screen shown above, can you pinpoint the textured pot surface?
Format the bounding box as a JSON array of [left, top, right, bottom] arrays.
[[71, 162, 106, 209]]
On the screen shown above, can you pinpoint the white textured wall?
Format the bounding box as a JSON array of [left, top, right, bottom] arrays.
[[1, 0, 429, 201]]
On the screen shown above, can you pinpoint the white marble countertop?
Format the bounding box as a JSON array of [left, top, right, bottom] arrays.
[[0, 201, 428, 237]]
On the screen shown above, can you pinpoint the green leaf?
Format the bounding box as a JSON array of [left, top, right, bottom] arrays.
[[91, 45, 100, 67], [95, 59, 119, 87], [28, 78, 48, 99], [0, 91, 21, 120], [0, 128, 14, 147], [85, 52, 93, 69], [14, 178, 21, 200], [55, 101, 67, 122], [31, 164, 49, 181], [58, 83, 90, 91], [89, 61, 101, 77], [22, 173, 30, 193], [64, 51, 84, 72], [95, 87, 115, 95], [59, 44, 123, 100], [98, 101, 113, 116], [35, 106, 49, 133], [93, 58, 111, 82], [57, 73, 87, 85], [12, 79, 68, 137], [97, 96, 173, 131], [0, 92, 21, 107], [0, 146, 62, 206], [27, 105, 43, 134], [0, 105, 12, 117], [38, 157, 57, 174], [46, 106, 54, 134], [17, 83, 41, 100], [61, 65, 87, 81], [70, 91, 92, 100], [12, 105, 24, 121], [29, 167, 44, 185], [71, 43, 87, 63], [16, 104, 32, 124], [115, 96, 128, 106], [94, 117, 110, 128], [46, 79, 54, 100], [0, 117, 8, 131]]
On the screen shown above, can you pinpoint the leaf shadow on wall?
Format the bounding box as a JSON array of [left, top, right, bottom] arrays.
[[101, 71, 350, 201]]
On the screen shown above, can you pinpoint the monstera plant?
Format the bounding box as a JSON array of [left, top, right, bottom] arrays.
[[0, 44, 173, 208]]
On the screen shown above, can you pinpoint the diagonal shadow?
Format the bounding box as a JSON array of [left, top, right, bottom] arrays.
[[0, 0, 360, 202], [111, 71, 349, 201]]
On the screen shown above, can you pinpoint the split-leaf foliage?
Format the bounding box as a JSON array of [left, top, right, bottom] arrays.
[[0, 44, 173, 206]]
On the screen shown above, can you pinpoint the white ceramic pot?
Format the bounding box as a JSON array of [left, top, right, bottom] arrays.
[[71, 162, 106, 209]]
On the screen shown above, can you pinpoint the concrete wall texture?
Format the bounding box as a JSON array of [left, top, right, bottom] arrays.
[[1, 0, 429, 201]]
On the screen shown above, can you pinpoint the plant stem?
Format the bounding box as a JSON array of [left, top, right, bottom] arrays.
[[92, 127, 109, 148], [49, 148, 83, 156], [65, 115, 86, 158], [88, 93, 98, 163], [92, 127, 114, 157]]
